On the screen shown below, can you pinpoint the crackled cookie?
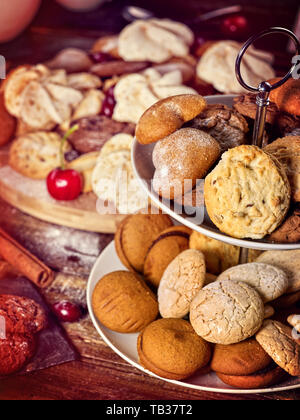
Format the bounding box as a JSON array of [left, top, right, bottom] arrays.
[[158, 249, 206, 319], [115, 213, 173, 273], [137, 318, 211, 380], [190, 280, 264, 345], [9, 132, 71, 179], [256, 320, 300, 376], [211, 338, 272, 376], [143, 226, 192, 288], [256, 250, 300, 294], [92, 271, 158, 333], [204, 145, 291, 239], [153, 128, 220, 199], [217, 263, 289, 303], [135, 94, 207, 145]]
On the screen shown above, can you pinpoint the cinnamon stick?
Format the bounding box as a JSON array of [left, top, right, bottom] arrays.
[[0, 227, 54, 288]]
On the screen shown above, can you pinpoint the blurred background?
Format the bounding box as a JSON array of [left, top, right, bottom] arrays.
[[0, 0, 299, 69]]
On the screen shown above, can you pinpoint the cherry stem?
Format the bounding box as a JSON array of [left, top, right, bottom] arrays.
[[60, 124, 80, 170]]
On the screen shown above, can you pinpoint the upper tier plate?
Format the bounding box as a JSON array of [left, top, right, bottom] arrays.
[[132, 95, 300, 251]]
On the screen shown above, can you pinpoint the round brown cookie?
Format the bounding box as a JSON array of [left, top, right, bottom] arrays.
[[269, 207, 300, 243], [256, 320, 300, 376], [217, 364, 286, 390], [210, 338, 272, 376], [135, 94, 207, 145], [158, 249, 206, 319], [137, 318, 211, 380], [153, 128, 220, 199], [205, 145, 291, 239], [190, 280, 264, 345], [269, 77, 300, 117], [115, 213, 173, 273], [143, 226, 192, 287], [186, 104, 249, 153], [233, 93, 279, 125], [92, 271, 158, 334]]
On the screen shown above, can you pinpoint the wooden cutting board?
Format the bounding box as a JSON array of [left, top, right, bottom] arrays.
[[0, 148, 125, 233]]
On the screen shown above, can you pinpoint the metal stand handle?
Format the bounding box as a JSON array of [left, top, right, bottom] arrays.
[[236, 27, 300, 148]]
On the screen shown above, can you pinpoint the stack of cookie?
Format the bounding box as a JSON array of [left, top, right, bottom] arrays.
[[136, 90, 300, 241], [91, 213, 300, 389]]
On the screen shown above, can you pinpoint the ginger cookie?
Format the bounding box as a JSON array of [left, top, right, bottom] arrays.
[[217, 263, 289, 303], [211, 338, 272, 376], [137, 318, 211, 380], [204, 145, 291, 239], [190, 280, 264, 345], [217, 365, 286, 390], [158, 249, 206, 319], [115, 213, 173, 273], [92, 271, 158, 333], [256, 320, 300, 376], [143, 226, 192, 288]]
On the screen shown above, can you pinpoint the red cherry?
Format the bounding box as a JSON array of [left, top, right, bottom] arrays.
[[221, 15, 249, 38], [52, 301, 82, 323], [101, 95, 116, 118], [90, 52, 113, 63], [47, 168, 82, 201]]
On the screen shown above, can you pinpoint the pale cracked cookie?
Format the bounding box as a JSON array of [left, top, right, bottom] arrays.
[[256, 250, 300, 294], [256, 320, 300, 376], [158, 249, 206, 319], [217, 263, 289, 303], [190, 279, 264, 345], [204, 145, 291, 239]]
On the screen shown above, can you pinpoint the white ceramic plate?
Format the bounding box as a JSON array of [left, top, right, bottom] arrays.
[[87, 241, 300, 394], [132, 95, 300, 251]]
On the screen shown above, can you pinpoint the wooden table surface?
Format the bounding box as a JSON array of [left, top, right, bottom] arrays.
[[1, 0, 300, 401]]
